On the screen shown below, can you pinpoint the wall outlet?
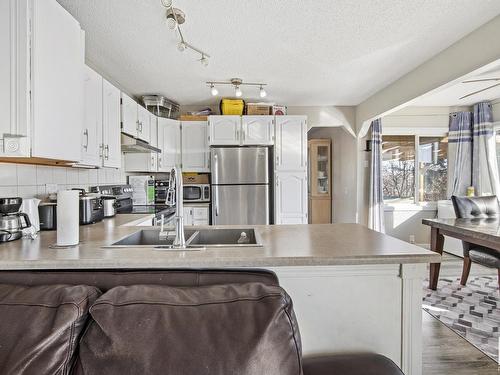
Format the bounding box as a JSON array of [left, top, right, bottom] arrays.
[[409, 235, 415, 244]]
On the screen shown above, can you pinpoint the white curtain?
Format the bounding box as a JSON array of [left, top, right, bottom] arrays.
[[368, 119, 385, 233], [472, 102, 500, 197], [447, 112, 473, 197]]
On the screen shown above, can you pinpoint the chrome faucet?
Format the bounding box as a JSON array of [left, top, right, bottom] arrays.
[[162, 166, 186, 248]]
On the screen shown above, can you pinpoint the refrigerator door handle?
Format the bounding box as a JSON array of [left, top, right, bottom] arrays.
[[214, 153, 219, 217]]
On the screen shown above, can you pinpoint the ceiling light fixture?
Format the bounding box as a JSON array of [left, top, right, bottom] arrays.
[[206, 78, 268, 98], [161, 1, 210, 67], [210, 84, 218, 96]]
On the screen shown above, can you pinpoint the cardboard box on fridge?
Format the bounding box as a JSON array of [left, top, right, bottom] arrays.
[[246, 104, 271, 115]]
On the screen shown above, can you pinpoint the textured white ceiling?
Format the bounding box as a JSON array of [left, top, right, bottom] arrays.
[[57, 0, 500, 106], [413, 65, 500, 106]]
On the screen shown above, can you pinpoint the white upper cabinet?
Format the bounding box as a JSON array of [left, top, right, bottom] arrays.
[[241, 116, 274, 145], [149, 114, 158, 148], [275, 171, 308, 224], [274, 116, 307, 172], [31, 0, 84, 161], [137, 105, 150, 143], [158, 117, 181, 172], [81, 66, 103, 166], [0, 0, 84, 160], [102, 79, 121, 168], [121, 93, 138, 137], [208, 116, 241, 145], [181, 121, 209, 172]]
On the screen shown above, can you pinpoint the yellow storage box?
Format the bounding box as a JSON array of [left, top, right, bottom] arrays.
[[220, 99, 244, 115]]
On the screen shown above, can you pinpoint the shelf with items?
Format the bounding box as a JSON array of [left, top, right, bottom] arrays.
[[308, 138, 331, 224]]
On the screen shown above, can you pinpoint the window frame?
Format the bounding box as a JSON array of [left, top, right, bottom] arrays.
[[382, 127, 448, 211]]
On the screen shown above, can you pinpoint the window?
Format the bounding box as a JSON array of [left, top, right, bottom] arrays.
[[382, 135, 448, 205], [382, 136, 415, 204]]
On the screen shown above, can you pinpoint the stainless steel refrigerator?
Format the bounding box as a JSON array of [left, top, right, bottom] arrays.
[[211, 147, 270, 225]]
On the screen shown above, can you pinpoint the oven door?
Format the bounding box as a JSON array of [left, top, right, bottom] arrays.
[[183, 186, 202, 202]]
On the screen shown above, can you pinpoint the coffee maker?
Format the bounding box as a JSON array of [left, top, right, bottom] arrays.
[[0, 197, 32, 242]]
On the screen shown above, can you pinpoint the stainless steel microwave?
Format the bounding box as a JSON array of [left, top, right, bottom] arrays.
[[183, 184, 210, 203]]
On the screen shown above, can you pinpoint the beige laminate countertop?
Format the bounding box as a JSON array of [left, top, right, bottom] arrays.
[[0, 214, 440, 270]]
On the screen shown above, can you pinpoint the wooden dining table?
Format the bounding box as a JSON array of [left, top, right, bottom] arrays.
[[422, 218, 500, 290]]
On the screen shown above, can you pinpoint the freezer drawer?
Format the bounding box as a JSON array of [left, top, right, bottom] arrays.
[[211, 147, 269, 185], [212, 185, 269, 225]]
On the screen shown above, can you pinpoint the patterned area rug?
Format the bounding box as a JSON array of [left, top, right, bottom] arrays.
[[423, 276, 500, 363]]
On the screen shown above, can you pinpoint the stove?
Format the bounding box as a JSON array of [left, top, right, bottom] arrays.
[[89, 184, 133, 213]]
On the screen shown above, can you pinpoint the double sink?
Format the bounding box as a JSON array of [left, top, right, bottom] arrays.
[[109, 228, 262, 250]]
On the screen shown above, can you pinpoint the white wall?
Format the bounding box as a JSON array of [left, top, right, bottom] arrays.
[[0, 163, 126, 199]]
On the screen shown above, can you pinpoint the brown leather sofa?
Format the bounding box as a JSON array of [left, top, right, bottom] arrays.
[[0, 269, 404, 375]]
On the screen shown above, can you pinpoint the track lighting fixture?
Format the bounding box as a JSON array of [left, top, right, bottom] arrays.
[[206, 79, 268, 98], [161, 1, 210, 67]]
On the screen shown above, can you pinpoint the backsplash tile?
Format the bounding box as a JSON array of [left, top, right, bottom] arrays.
[[0, 163, 125, 199]]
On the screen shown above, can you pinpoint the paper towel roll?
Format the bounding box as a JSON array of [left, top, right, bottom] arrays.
[[57, 190, 79, 246]]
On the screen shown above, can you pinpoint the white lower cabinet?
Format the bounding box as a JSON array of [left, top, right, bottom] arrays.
[[275, 172, 308, 224], [183, 204, 210, 226], [181, 121, 209, 172]]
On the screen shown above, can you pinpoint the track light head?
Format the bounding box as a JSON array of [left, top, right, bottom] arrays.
[[200, 55, 209, 67], [235, 86, 242, 97], [259, 86, 267, 98], [177, 42, 186, 52]]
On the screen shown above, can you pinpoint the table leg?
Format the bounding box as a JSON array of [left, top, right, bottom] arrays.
[[429, 227, 444, 290]]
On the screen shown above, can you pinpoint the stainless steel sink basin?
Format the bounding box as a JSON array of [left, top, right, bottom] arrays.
[[109, 229, 197, 248], [107, 228, 262, 249], [188, 228, 262, 247]]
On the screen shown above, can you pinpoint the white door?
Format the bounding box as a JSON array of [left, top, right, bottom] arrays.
[[31, 0, 83, 161], [102, 79, 121, 168], [208, 116, 241, 145], [121, 93, 138, 137], [241, 116, 273, 145], [275, 172, 308, 224], [137, 105, 150, 142], [81, 66, 102, 166], [275, 116, 307, 172], [181, 121, 209, 172], [192, 206, 210, 225], [158, 118, 181, 171]]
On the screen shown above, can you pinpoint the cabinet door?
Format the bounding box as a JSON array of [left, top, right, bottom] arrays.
[[121, 93, 138, 137], [158, 118, 181, 171], [308, 139, 331, 197], [150, 114, 158, 148], [81, 66, 102, 166], [181, 121, 209, 172], [192, 206, 209, 225], [31, 0, 83, 161], [124, 153, 157, 172], [208, 116, 241, 145], [275, 116, 307, 172], [275, 172, 308, 224], [241, 116, 273, 145], [102, 79, 121, 168], [137, 105, 150, 142]]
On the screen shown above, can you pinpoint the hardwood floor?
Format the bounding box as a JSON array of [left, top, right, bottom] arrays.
[[422, 252, 499, 374]]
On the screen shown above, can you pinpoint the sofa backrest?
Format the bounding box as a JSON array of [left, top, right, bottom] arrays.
[[0, 269, 279, 291]]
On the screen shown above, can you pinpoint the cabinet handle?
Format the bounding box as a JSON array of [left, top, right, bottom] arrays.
[[83, 129, 89, 150], [99, 144, 104, 158], [136, 120, 140, 131], [104, 145, 109, 160]]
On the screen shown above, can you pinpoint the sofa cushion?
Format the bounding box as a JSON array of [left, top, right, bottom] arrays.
[[76, 283, 302, 375], [302, 354, 404, 375], [0, 284, 101, 375]]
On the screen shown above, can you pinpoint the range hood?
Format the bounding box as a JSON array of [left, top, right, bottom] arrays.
[[121, 133, 161, 153]]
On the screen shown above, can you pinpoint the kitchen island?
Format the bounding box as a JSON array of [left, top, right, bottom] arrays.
[[0, 214, 439, 375]]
